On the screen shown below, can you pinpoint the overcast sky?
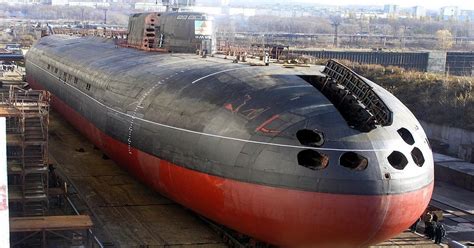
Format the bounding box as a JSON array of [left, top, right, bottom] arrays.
[[293, 0, 474, 10]]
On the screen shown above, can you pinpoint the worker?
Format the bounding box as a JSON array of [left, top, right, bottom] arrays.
[[423, 212, 433, 237], [425, 212, 436, 240], [264, 52, 270, 66], [434, 223, 446, 244]]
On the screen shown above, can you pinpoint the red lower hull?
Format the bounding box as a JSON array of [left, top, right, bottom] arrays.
[[29, 79, 433, 247]]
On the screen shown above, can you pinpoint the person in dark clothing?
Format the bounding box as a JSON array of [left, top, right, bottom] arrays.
[[423, 212, 433, 236], [48, 164, 59, 187], [434, 223, 446, 244], [426, 220, 436, 240]]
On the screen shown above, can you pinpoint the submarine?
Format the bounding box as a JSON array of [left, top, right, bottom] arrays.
[[25, 12, 434, 247]]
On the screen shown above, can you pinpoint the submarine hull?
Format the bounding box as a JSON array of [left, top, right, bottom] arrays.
[[27, 77, 433, 247], [26, 35, 434, 247]]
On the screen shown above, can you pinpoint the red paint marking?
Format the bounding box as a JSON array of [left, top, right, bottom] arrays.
[[225, 104, 269, 121], [233, 95, 251, 113], [0, 185, 7, 211], [240, 107, 270, 120], [28, 77, 434, 247], [224, 103, 234, 111], [255, 114, 281, 134]]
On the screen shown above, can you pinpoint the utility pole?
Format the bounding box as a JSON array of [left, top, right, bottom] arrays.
[[331, 16, 342, 48], [103, 8, 108, 25], [401, 24, 407, 50]]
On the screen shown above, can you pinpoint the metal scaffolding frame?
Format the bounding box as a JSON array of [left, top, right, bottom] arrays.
[[0, 86, 51, 217]]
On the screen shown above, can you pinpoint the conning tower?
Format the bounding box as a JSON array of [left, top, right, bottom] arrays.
[[127, 12, 214, 53]]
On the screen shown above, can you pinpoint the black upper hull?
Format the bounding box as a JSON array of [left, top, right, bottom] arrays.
[[26, 35, 433, 196]]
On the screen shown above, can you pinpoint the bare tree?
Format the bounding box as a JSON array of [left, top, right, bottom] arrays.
[[435, 29, 454, 50]]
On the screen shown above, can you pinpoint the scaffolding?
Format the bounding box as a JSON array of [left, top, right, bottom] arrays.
[[0, 85, 50, 217]]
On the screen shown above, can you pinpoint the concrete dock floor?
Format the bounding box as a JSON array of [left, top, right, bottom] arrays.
[[431, 181, 474, 246], [373, 231, 443, 247]]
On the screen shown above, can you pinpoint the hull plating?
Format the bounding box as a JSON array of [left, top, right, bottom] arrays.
[[28, 78, 433, 247], [25, 35, 434, 247]]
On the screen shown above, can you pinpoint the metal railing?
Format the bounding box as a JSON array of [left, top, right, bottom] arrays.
[[322, 60, 393, 131]]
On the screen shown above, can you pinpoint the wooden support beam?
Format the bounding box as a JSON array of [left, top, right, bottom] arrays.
[[10, 215, 93, 232]]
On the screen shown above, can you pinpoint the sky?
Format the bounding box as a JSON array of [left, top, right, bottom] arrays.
[[292, 0, 474, 10]]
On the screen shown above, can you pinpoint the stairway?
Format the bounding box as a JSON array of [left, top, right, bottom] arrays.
[[24, 117, 45, 141]]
